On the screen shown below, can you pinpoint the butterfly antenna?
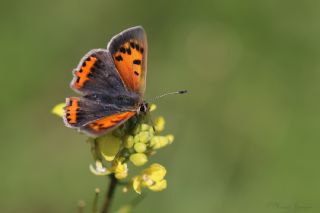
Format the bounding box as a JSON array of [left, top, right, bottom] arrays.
[[147, 111, 156, 132], [146, 90, 187, 131], [148, 90, 188, 102]]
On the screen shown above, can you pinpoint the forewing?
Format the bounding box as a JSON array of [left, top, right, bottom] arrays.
[[70, 49, 127, 96], [107, 26, 148, 96]]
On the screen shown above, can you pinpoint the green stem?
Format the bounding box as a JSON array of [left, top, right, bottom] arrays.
[[101, 175, 118, 213], [78, 200, 85, 213], [92, 188, 100, 213]]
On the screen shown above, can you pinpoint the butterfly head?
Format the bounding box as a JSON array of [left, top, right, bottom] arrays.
[[138, 101, 149, 114]]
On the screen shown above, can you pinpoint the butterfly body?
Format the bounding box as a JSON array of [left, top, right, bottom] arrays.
[[63, 26, 148, 137]]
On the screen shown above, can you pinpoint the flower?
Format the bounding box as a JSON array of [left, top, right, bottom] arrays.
[[132, 163, 167, 194], [90, 159, 128, 179], [53, 101, 174, 197], [89, 161, 111, 176], [112, 161, 128, 180]]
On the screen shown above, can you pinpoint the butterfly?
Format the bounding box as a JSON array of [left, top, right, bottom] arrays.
[[63, 26, 148, 137]]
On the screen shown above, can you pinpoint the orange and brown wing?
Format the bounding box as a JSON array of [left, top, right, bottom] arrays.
[[70, 49, 129, 96], [82, 111, 136, 136], [64, 97, 80, 125], [72, 56, 97, 90], [107, 26, 148, 96], [64, 97, 136, 132]]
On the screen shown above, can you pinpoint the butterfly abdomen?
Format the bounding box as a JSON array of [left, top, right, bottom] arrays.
[[84, 93, 140, 108]]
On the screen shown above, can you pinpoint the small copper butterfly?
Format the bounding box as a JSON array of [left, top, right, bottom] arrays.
[[63, 26, 149, 137]]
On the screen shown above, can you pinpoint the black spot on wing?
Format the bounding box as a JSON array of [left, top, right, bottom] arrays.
[[133, 59, 141, 65], [115, 55, 123, 61], [108, 26, 146, 55], [126, 48, 131, 55], [120, 47, 126, 53]]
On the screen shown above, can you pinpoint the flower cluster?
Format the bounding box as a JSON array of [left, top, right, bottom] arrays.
[[52, 103, 173, 194]]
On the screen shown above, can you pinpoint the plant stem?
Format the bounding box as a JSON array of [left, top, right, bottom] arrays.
[[77, 200, 85, 213], [101, 175, 118, 213], [92, 188, 100, 213]]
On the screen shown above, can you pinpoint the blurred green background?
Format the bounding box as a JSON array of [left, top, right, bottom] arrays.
[[1, 0, 320, 212]]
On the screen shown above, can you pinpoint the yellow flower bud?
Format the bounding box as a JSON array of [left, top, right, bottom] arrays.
[[150, 136, 170, 149], [166, 134, 174, 144], [51, 103, 65, 117], [97, 134, 121, 161], [140, 123, 151, 131], [95, 188, 100, 193], [78, 200, 86, 209], [123, 135, 134, 148], [134, 142, 147, 153], [150, 136, 160, 146], [134, 131, 151, 144], [122, 186, 128, 193], [129, 153, 148, 166], [149, 104, 157, 112], [154, 116, 165, 132]]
